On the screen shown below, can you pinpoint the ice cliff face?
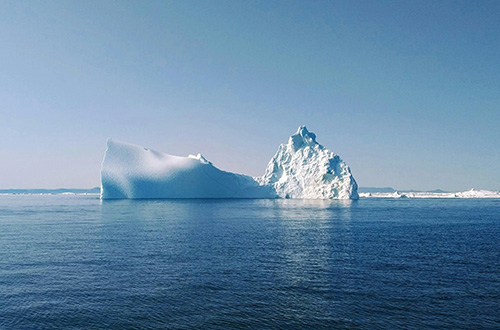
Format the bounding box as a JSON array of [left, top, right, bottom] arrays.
[[100, 126, 358, 199], [258, 126, 358, 199]]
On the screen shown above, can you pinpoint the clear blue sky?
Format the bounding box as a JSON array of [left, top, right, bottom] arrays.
[[1, 0, 499, 191]]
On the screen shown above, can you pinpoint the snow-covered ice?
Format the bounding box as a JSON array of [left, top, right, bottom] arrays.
[[100, 126, 358, 199], [100, 140, 274, 199], [258, 126, 358, 199]]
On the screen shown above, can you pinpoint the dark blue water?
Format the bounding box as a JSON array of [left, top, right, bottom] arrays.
[[1, 195, 499, 329]]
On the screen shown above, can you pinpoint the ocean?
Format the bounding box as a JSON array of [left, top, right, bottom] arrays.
[[1, 195, 499, 329]]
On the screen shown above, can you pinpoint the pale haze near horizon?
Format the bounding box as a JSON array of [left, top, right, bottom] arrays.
[[1, 0, 499, 191]]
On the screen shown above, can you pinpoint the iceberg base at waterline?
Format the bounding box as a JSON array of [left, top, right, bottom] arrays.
[[100, 126, 359, 200]]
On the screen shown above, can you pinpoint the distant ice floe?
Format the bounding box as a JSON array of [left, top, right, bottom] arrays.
[[359, 189, 500, 199], [100, 126, 358, 200], [0, 193, 100, 196]]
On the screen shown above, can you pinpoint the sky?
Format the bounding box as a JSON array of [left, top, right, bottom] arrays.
[[1, 0, 499, 191]]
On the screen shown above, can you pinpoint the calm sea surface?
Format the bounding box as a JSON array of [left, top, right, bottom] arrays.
[[1, 195, 499, 329]]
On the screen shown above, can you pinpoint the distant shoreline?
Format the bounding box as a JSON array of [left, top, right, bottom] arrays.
[[1, 187, 499, 199], [0, 187, 100, 194]]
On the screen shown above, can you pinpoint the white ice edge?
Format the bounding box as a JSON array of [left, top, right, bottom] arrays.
[[359, 189, 500, 199]]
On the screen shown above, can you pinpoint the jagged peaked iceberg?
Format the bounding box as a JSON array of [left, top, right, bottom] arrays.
[[258, 126, 358, 199], [100, 126, 358, 199]]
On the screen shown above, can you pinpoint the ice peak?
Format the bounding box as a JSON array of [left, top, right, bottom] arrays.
[[188, 153, 211, 164], [259, 126, 358, 199], [288, 125, 318, 151]]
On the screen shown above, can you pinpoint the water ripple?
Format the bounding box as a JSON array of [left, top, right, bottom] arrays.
[[1, 196, 499, 329]]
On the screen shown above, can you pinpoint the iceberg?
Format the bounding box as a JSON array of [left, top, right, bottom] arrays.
[[258, 126, 358, 199], [100, 140, 274, 199], [100, 126, 358, 200]]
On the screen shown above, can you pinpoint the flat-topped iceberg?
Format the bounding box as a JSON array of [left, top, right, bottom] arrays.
[[100, 126, 358, 199], [100, 140, 274, 199]]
